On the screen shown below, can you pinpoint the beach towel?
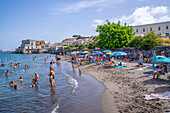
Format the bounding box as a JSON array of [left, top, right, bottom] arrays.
[[144, 91, 170, 100], [134, 68, 147, 70], [115, 66, 127, 68]]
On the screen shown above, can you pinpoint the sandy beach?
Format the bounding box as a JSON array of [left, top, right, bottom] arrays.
[[67, 59, 170, 113]]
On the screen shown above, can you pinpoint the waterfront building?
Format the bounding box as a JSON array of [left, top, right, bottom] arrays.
[[133, 21, 170, 37], [16, 39, 43, 53], [63, 38, 77, 46]]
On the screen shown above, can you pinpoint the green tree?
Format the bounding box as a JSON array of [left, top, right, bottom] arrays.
[[64, 46, 72, 49], [78, 44, 86, 49], [75, 44, 79, 47], [70, 45, 75, 47], [88, 42, 95, 49], [96, 20, 135, 49], [129, 31, 162, 50]]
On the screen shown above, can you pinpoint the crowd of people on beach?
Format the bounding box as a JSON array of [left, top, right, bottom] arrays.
[[64, 50, 168, 80], [0, 55, 61, 90]]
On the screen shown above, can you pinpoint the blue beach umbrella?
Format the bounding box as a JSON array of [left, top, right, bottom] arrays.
[[151, 51, 157, 72], [78, 51, 85, 55], [92, 51, 102, 55], [112, 51, 127, 56], [157, 57, 170, 63], [66, 52, 70, 55], [103, 50, 112, 53], [156, 56, 166, 60], [151, 51, 157, 63]]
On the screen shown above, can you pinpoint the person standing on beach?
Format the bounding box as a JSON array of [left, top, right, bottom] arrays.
[[49, 67, 55, 87], [137, 52, 143, 68]]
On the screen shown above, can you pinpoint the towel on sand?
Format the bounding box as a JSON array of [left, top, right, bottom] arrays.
[[145, 91, 170, 100]]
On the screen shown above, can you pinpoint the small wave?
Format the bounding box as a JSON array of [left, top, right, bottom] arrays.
[[65, 73, 78, 93], [51, 102, 59, 113]]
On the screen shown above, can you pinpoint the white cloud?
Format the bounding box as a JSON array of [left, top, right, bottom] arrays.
[[53, 0, 125, 13], [110, 6, 170, 26], [92, 19, 104, 28]]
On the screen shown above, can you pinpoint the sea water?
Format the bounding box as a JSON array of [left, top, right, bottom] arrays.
[[0, 53, 104, 113]]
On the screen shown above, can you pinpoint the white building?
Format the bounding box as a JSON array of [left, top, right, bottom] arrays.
[[16, 39, 41, 53], [133, 21, 170, 37], [21, 39, 36, 49]]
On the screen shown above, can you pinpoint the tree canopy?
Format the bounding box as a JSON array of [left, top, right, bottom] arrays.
[[64, 46, 71, 49], [129, 31, 163, 50], [78, 44, 86, 49], [96, 20, 135, 49]]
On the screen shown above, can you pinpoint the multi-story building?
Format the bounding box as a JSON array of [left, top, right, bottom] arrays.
[[133, 21, 170, 37], [16, 39, 43, 53], [63, 38, 77, 46], [21, 39, 36, 49]]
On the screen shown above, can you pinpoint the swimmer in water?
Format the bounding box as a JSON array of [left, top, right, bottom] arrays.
[[44, 58, 46, 63], [14, 84, 22, 90], [25, 64, 27, 69], [5, 70, 13, 75], [49, 67, 55, 87], [1, 64, 5, 67], [10, 62, 13, 66], [50, 60, 53, 66], [10, 81, 15, 87], [17, 63, 20, 66], [13, 64, 17, 69], [18, 76, 23, 82], [30, 79, 36, 87], [35, 73, 39, 84]]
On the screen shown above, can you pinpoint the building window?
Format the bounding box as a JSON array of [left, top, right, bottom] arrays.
[[166, 26, 168, 29], [143, 28, 145, 32], [158, 27, 161, 30], [136, 29, 138, 32], [150, 27, 152, 31]]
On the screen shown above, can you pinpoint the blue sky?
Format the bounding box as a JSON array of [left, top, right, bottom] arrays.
[[0, 0, 169, 51]]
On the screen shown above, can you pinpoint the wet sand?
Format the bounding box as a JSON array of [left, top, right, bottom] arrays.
[[78, 62, 170, 113], [62, 57, 170, 113]]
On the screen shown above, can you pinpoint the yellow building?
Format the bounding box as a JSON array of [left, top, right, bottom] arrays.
[[133, 21, 170, 37]]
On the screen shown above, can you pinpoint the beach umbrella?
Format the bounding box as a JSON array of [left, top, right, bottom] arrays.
[[78, 51, 84, 55], [103, 50, 112, 53], [105, 52, 113, 55], [151, 51, 157, 63], [156, 56, 166, 60], [112, 51, 127, 56], [83, 51, 89, 54], [151, 51, 157, 72], [92, 51, 102, 55], [66, 52, 70, 55], [157, 58, 170, 63], [72, 51, 79, 53]]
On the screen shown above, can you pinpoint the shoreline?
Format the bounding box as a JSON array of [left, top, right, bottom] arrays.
[[76, 62, 170, 113]]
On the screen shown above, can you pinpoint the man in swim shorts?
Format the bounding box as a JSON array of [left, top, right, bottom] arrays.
[[49, 67, 55, 87], [35, 72, 39, 84], [137, 52, 143, 68]]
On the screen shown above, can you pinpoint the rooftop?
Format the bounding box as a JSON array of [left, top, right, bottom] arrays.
[[133, 21, 170, 27]]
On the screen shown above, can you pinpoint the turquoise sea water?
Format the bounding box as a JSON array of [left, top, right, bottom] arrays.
[[0, 53, 104, 113]]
